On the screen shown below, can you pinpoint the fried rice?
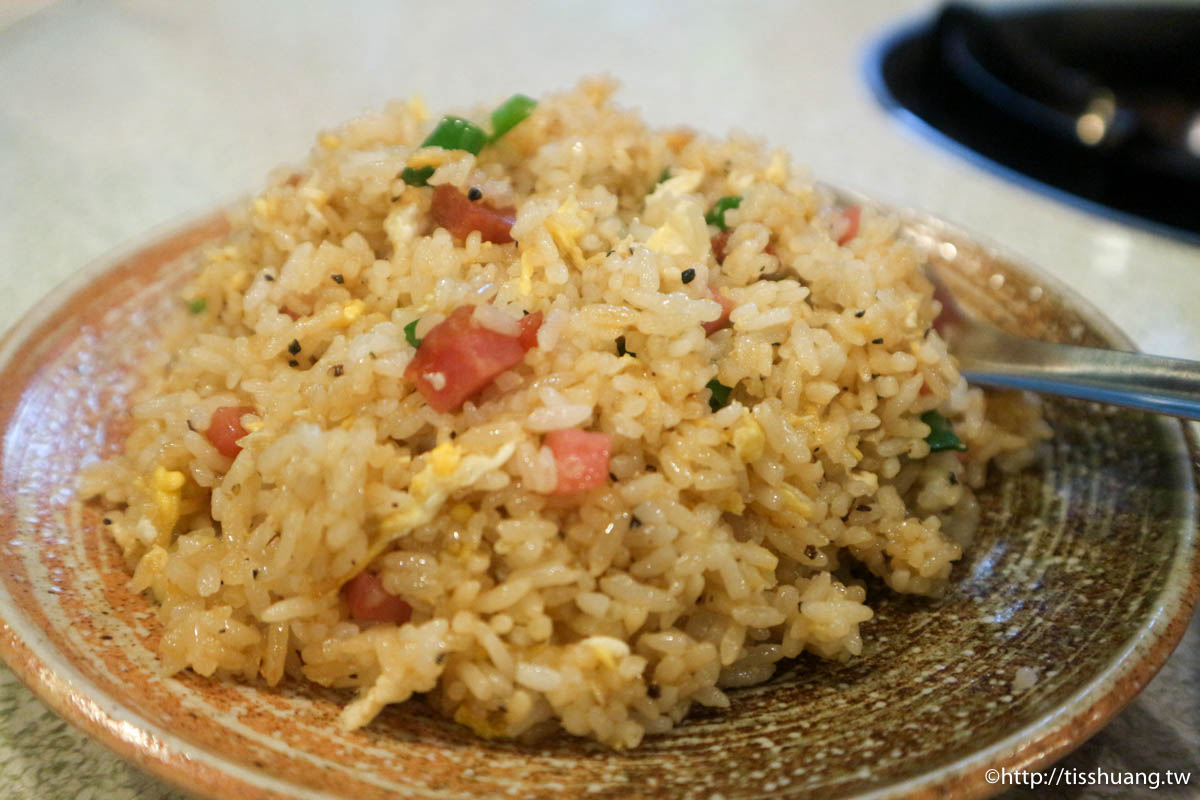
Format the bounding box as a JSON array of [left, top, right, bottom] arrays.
[[80, 79, 1049, 748]]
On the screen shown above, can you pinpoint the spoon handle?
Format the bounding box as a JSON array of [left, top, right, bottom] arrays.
[[955, 326, 1200, 420]]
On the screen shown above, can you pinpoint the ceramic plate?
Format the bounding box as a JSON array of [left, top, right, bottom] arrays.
[[0, 206, 1196, 800]]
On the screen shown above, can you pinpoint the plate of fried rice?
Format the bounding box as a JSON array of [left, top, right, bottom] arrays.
[[0, 80, 1195, 799]]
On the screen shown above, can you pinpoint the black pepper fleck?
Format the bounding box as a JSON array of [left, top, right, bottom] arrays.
[[263, 273, 275, 282], [872, 337, 883, 344], [330, 364, 344, 377], [630, 516, 642, 528], [449, 431, 457, 439], [186, 419, 196, 432], [854, 309, 865, 318], [857, 504, 871, 512], [804, 545, 818, 559], [467, 187, 482, 202], [647, 683, 662, 699], [100, 634, 113, 640], [288, 339, 301, 355], [949, 472, 958, 485], [608, 472, 618, 482], [681, 268, 696, 284], [331, 273, 344, 284], [102, 518, 112, 525], [288, 359, 299, 367]]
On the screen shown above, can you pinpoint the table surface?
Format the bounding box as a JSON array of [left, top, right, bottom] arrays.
[[0, 1, 1196, 798]]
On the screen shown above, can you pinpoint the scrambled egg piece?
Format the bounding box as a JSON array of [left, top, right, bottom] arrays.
[[382, 441, 515, 537], [428, 441, 461, 476], [545, 197, 587, 269], [449, 503, 474, 524], [454, 705, 507, 739], [581, 635, 630, 669], [337, 300, 365, 325], [731, 412, 766, 461], [406, 148, 450, 170], [151, 466, 185, 545], [384, 204, 422, 253], [781, 487, 813, 518], [518, 249, 536, 296], [645, 196, 709, 259]]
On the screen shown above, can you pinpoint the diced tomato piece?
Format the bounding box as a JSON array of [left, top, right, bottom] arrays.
[[516, 311, 543, 350], [836, 205, 861, 246], [342, 571, 413, 624], [710, 231, 730, 264], [431, 185, 516, 244], [545, 429, 612, 494], [702, 289, 735, 336], [404, 306, 538, 412], [205, 406, 254, 458]]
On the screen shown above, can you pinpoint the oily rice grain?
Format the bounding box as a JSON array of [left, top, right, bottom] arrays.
[[81, 79, 1050, 748]]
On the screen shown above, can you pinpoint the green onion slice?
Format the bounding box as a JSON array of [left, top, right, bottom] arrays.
[[705, 196, 742, 231], [401, 165, 434, 186], [404, 319, 422, 348], [490, 94, 537, 140], [706, 378, 733, 412], [921, 410, 967, 452], [423, 115, 488, 154], [402, 116, 489, 186]]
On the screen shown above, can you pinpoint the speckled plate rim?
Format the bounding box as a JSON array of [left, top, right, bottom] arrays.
[[0, 203, 1196, 800], [0, 212, 319, 800]]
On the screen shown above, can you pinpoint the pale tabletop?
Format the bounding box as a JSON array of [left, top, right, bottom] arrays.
[[0, 1, 1197, 798]]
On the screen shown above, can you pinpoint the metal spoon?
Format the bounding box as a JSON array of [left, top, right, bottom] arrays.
[[927, 268, 1200, 421]]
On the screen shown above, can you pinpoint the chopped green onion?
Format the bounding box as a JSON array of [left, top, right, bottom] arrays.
[[490, 94, 537, 140], [401, 116, 489, 186], [705, 196, 742, 231], [616, 336, 636, 358], [423, 115, 488, 154], [657, 167, 671, 184], [401, 165, 435, 186], [921, 410, 966, 452], [404, 319, 422, 348], [706, 378, 733, 412], [186, 298, 207, 314]]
